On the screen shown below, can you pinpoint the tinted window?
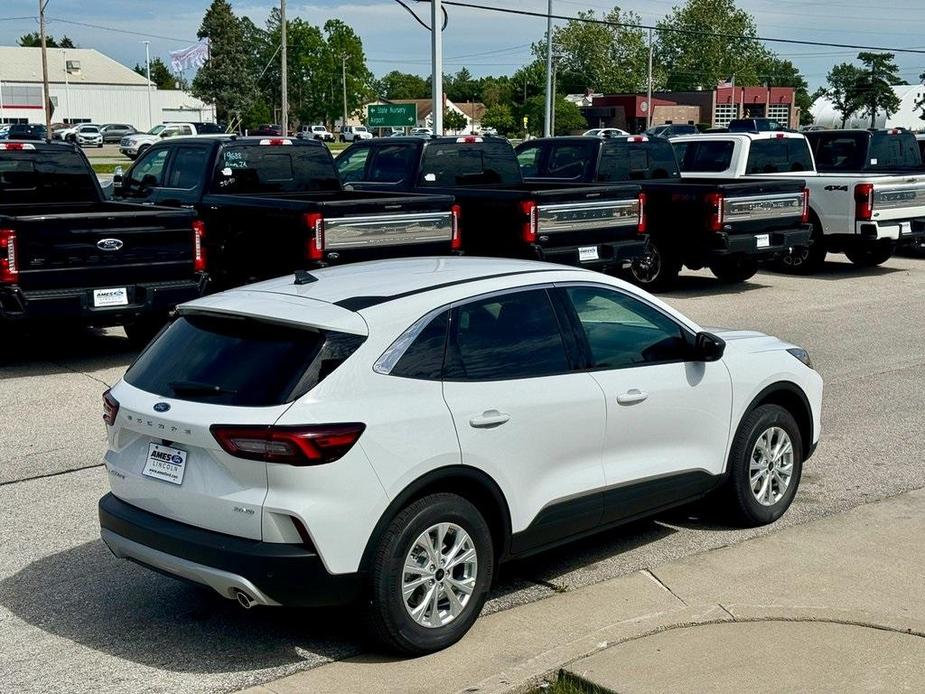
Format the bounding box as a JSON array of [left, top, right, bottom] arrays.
[[808, 132, 865, 171], [369, 145, 416, 183], [675, 140, 735, 172], [598, 140, 680, 181], [545, 143, 596, 179], [0, 150, 98, 203], [166, 146, 209, 188], [125, 315, 364, 406], [419, 142, 521, 187], [445, 290, 569, 380], [336, 146, 370, 183], [128, 148, 169, 187], [746, 139, 792, 174], [212, 145, 340, 193], [566, 286, 688, 369], [391, 311, 448, 380], [516, 144, 541, 177], [868, 132, 921, 170]]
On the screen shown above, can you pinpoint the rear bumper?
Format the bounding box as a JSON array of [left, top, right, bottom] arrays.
[[532, 236, 648, 269], [855, 217, 925, 244], [710, 225, 812, 258], [99, 493, 362, 607], [0, 275, 207, 325]]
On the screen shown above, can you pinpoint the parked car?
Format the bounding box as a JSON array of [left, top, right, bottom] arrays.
[[112, 136, 458, 289], [0, 125, 9, 141], [98, 256, 823, 654], [74, 124, 104, 148], [6, 123, 47, 141], [251, 124, 283, 137], [336, 136, 648, 272], [514, 135, 812, 289], [583, 128, 630, 138], [308, 125, 335, 142], [100, 123, 137, 143], [0, 141, 207, 344], [340, 125, 373, 142], [411, 127, 433, 136], [120, 123, 211, 160], [645, 124, 698, 138], [673, 132, 925, 271], [728, 118, 791, 133]]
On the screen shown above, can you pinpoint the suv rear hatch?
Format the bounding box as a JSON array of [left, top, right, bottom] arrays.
[[105, 298, 366, 540]]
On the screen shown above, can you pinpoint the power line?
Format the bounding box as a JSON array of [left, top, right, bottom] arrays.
[[45, 17, 198, 44]]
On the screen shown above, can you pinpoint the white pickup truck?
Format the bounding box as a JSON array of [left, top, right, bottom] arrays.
[[672, 131, 925, 271]]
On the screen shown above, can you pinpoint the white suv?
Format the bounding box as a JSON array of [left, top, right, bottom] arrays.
[[98, 257, 822, 654], [340, 125, 373, 142]]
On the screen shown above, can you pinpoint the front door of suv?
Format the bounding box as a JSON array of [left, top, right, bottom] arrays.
[[557, 284, 732, 525], [440, 287, 607, 554]]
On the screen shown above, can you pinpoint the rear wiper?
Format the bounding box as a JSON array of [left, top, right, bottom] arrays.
[[169, 380, 237, 396]]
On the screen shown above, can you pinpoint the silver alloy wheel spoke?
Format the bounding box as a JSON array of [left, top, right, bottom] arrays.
[[749, 426, 795, 507], [402, 521, 478, 629]]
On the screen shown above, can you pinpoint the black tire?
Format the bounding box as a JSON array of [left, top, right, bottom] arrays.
[[123, 315, 167, 349], [709, 256, 759, 283], [844, 240, 895, 267], [774, 217, 826, 274], [721, 404, 803, 527], [368, 493, 494, 655], [97, 143, 103, 148], [628, 238, 682, 291], [137, 144, 150, 157]]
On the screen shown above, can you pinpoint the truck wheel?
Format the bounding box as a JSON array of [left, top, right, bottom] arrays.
[[844, 240, 895, 267], [709, 256, 758, 284], [774, 216, 826, 274], [628, 240, 681, 291], [368, 493, 493, 655]]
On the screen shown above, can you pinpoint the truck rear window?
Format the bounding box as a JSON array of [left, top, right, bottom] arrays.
[[212, 145, 341, 194], [0, 151, 98, 204], [418, 142, 521, 187], [598, 140, 680, 181], [745, 139, 813, 174], [675, 141, 735, 173], [124, 314, 364, 407], [809, 131, 922, 172]]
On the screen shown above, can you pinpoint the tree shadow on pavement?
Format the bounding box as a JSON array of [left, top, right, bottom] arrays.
[[0, 539, 364, 674], [0, 325, 136, 380], [658, 275, 771, 299], [761, 259, 903, 281]]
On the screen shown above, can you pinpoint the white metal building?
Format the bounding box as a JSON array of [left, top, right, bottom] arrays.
[[0, 46, 213, 128], [810, 84, 925, 130]]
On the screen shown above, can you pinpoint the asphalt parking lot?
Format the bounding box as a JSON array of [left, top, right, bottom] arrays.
[[2, 254, 924, 694]]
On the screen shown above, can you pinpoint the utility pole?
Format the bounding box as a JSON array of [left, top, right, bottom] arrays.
[[646, 28, 653, 129], [550, 54, 559, 135], [63, 49, 71, 124], [341, 54, 349, 133], [431, 0, 443, 135], [280, 0, 289, 135], [143, 41, 153, 129], [39, 0, 51, 139], [543, 0, 553, 137]]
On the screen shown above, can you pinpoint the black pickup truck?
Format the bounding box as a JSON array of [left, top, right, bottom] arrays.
[[0, 141, 206, 344], [805, 129, 924, 174], [335, 136, 646, 272], [113, 136, 457, 289], [514, 135, 811, 289]]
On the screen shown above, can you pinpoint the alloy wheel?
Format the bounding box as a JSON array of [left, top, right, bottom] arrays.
[[631, 245, 662, 284], [749, 426, 794, 506]]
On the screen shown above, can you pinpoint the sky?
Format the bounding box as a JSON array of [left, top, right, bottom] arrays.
[[1, 0, 924, 91]]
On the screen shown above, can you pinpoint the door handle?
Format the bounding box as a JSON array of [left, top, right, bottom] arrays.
[[616, 389, 648, 405], [469, 409, 511, 428]]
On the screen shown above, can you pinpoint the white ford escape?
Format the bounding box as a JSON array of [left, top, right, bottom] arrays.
[[99, 257, 822, 654]]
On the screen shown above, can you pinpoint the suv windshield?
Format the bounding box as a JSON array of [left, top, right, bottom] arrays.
[[124, 314, 365, 406], [212, 144, 341, 193], [146, 125, 166, 135], [419, 141, 522, 186]]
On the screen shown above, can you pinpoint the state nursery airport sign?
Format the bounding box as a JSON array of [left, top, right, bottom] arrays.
[[367, 104, 418, 127]]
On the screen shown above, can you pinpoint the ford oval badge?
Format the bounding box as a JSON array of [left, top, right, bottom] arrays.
[[97, 238, 124, 251], [153, 402, 171, 413]]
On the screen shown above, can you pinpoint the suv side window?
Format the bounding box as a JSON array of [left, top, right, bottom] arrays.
[[390, 312, 449, 380], [444, 289, 570, 381], [127, 147, 169, 188], [546, 143, 595, 179], [336, 146, 371, 182], [564, 286, 689, 369], [368, 145, 416, 183]]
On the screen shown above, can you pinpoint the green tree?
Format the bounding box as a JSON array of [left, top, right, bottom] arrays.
[[59, 36, 76, 48], [322, 19, 374, 127], [756, 56, 813, 125], [478, 76, 514, 108], [133, 58, 183, 90], [850, 52, 902, 128], [481, 103, 515, 135], [446, 68, 477, 103], [376, 71, 429, 99], [18, 32, 76, 48], [192, 0, 257, 122], [522, 95, 585, 135], [444, 107, 468, 133], [657, 0, 765, 91], [824, 62, 863, 127]]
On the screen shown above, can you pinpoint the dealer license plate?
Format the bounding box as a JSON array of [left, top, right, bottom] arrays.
[[578, 246, 600, 262], [755, 234, 770, 249], [900, 222, 912, 236], [142, 443, 188, 485], [93, 287, 128, 307]]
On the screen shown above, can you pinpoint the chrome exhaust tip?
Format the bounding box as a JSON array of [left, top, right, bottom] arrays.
[[234, 589, 257, 609]]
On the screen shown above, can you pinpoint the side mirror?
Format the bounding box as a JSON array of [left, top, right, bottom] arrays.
[[693, 331, 726, 362], [112, 166, 124, 184]]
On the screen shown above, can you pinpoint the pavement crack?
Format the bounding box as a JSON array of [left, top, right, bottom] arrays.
[[50, 362, 114, 389], [642, 568, 688, 606], [0, 463, 104, 487], [718, 603, 737, 621], [525, 577, 570, 593]]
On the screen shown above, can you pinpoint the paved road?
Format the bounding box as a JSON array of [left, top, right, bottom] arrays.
[[2, 254, 924, 693]]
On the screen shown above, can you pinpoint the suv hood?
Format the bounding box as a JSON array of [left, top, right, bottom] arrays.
[[703, 327, 794, 354]]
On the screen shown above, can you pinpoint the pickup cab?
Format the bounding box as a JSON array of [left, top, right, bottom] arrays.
[[0, 141, 207, 344], [673, 132, 925, 271], [514, 135, 811, 288], [113, 136, 457, 289], [805, 129, 923, 174], [335, 136, 647, 272], [120, 123, 222, 160]]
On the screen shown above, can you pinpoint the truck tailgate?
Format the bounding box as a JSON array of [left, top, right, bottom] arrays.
[[872, 178, 925, 221], [322, 209, 455, 250]]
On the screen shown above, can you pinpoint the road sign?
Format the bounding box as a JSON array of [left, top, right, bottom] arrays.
[[368, 104, 417, 128]]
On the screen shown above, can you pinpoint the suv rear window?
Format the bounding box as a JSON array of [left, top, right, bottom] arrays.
[[124, 314, 365, 406], [0, 150, 98, 204], [212, 145, 340, 193], [419, 142, 521, 187], [598, 140, 680, 181]]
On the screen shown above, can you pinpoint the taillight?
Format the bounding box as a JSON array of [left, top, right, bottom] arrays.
[[102, 389, 120, 426], [304, 212, 324, 261], [705, 192, 724, 232], [520, 200, 538, 243], [855, 183, 874, 221], [800, 189, 810, 224], [210, 424, 366, 466], [637, 192, 647, 234], [0, 229, 18, 284], [192, 220, 206, 272], [450, 204, 462, 250]]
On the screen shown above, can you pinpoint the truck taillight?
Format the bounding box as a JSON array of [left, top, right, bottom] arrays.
[[451, 204, 462, 250], [304, 212, 324, 261], [706, 192, 724, 232], [192, 220, 206, 272], [637, 192, 647, 234], [855, 183, 874, 221], [800, 189, 810, 224], [211, 423, 366, 466], [520, 200, 538, 243], [0, 229, 18, 284], [102, 389, 120, 426]]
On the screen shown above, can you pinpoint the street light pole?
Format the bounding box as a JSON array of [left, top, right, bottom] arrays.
[[280, 0, 288, 135], [39, 0, 52, 139], [143, 41, 153, 129], [431, 0, 443, 135], [543, 0, 553, 137], [646, 28, 653, 129], [342, 54, 348, 133]]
